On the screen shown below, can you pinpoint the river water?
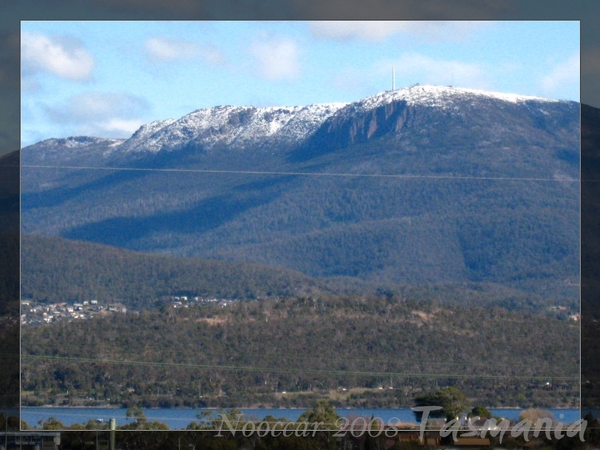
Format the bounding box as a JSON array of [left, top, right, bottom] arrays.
[[21, 407, 581, 430]]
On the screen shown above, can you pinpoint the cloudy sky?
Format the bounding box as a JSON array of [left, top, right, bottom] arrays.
[[21, 21, 579, 147]]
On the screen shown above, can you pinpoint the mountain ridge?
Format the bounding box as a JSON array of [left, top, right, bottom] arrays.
[[23, 84, 575, 164], [21, 84, 580, 300]]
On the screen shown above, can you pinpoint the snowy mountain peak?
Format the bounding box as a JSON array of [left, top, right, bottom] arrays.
[[353, 84, 561, 112], [117, 102, 348, 154], [22, 136, 127, 166], [130, 119, 177, 141], [23, 85, 572, 161], [41, 136, 124, 149]]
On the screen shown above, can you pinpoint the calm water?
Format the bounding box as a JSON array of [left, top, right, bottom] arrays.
[[21, 407, 582, 430]]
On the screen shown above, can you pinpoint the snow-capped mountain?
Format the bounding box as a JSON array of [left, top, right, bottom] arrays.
[[113, 102, 348, 155], [294, 84, 577, 159], [22, 85, 573, 165], [353, 84, 560, 112], [20, 84, 579, 298], [23, 136, 126, 166], [118, 118, 177, 152], [322, 85, 561, 135], [22, 101, 349, 166]]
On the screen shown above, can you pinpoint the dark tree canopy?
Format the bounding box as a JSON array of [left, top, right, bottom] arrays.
[[413, 387, 470, 422]]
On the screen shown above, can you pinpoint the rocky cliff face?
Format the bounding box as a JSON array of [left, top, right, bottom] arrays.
[[299, 85, 577, 160]]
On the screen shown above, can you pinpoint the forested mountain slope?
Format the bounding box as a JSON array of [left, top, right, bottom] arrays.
[[21, 85, 580, 299], [23, 234, 571, 311]]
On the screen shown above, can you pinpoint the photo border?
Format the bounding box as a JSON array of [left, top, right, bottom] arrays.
[[1, 1, 596, 445]]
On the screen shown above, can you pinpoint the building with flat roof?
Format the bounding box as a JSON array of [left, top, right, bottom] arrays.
[[0, 432, 60, 450]]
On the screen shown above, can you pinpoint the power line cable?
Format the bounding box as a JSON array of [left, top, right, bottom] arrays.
[[19, 164, 580, 183], [20, 353, 579, 380]]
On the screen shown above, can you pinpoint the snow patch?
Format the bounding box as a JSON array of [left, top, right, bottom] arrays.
[[352, 84, 560, 113], [117, 102, 348, 154]]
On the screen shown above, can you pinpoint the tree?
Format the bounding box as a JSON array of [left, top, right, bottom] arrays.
[[126, 406, 147, 424], [0, 414, 24, 431], [121, 407, 168, 430], [210, 408, 244, 431], [413, 387, 470, 422], [470, 405, 492, 419], [298, 400, 340, 429], [42, 417, 66, 430], [518, 408, 554, 423]]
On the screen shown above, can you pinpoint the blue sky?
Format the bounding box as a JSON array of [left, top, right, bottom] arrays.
[[21, 21, 579, 147]]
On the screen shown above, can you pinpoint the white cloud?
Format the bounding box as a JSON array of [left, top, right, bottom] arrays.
[[308, 21, 484, 42], [249, 35, 301, 81], [45, 92, 149, 123], [540, 53, 580, 95], [145, 36, 198, 61], [85, 118, 148, 137], [376, 53, 489, 89], [198, 45, 227, 65], [43, 92, 150, 139], [22, 32, 95, 81], [145, 36, 226, 65]]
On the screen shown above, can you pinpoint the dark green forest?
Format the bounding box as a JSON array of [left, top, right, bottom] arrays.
[[22, 295, 579, 409], [21, 234, 577, 312], [21, 234, 330, 307]]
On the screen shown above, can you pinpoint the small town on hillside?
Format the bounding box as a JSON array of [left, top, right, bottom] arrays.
[[20, 296, 238, 326]]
